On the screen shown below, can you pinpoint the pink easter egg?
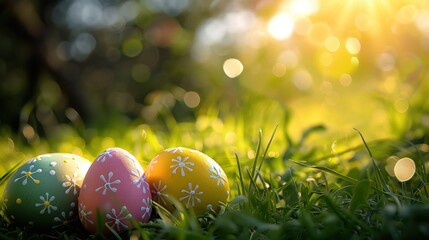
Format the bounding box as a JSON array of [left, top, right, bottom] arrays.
[[78, 148, 151, 235]]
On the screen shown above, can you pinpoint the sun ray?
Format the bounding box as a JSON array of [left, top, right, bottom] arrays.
[[331, 0, 396, 36]]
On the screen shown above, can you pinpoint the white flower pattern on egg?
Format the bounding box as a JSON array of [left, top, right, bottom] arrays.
[[27, 156, 42, 165], [140, 197, 151, 220], [52, 211, 74, 228], [106, 206, 132, 231], [179, 183, 203, 208], [62, 173, 79, 195], [14, 165, 42, 185], [166, 147, 184, 153], [170, 156, 194, 176], [95, 172, 121, 195], [130, 169, 150, 194], [96, 149, 117, 163], [151, 180, 168, 205], [35, 192, 58, 214], [209, 166, 226, 186]]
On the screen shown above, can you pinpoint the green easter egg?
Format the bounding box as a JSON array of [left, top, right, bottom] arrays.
[[1, 153, 90, 230]]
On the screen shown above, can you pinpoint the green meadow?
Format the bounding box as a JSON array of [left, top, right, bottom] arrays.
[[1, 0, 429, 239]]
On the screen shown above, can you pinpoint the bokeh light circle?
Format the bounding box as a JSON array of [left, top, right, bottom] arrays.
[[184, 91, 201, 108], [393, 157, 416, 182], [223, 58, 244, 78], [122, 38, 143, 57]]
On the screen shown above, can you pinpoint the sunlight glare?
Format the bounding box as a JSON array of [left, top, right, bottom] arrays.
[[288, 0, 320, 17], [332, 0, 397, 46], [268, 13, 294, 40]]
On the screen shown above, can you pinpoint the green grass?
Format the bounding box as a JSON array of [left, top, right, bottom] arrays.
[[1, 99, 429, 239]]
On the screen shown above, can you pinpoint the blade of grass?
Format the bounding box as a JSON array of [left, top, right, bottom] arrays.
[[297, 124, 326, 149], [290, 160, 359, 185], [298, 208, 316, 239], [250, 129, 262, 180], [248, 126, 278, 198], [258, 125, 278, 172], [349, 179, 371, 212], [410, 141, 428, 198], [256, 170, 269, 191], [235, 153, 246, 196], [415, 172, 428, 199], [0, 160, 23, 185], [152, 201, 179, 226], [285, 138, 393, 163], [323, 195, 373, 234], [246, 168, 260, 195], [354, 129, 385, 185], [105, 223, 123, 240], [354, 128, 401, 207]]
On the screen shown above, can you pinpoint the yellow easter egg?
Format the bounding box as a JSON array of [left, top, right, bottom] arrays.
[[145, 147, 229, 214]]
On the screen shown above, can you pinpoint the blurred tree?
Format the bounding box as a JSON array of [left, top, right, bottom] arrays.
[[0, 0, 220, 135]]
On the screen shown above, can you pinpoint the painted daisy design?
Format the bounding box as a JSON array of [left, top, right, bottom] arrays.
[[35, 192, 58, 214], [14, 164, 42, 185], [179, 183, 203, 208], [170, 156, 194, 177]]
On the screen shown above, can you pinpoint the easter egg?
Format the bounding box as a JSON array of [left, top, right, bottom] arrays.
[[145, 147, 230, 214], [1, 153, 91, 229], [78, 148, 152, 235]]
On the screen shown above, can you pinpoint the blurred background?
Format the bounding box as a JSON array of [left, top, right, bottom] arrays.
[[1, 0, 429, 145]]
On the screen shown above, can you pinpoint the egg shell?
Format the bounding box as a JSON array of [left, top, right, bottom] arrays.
[[1, 153, 91, 230], [78, 148, 152, 235], [145, 147, 230, 214]]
